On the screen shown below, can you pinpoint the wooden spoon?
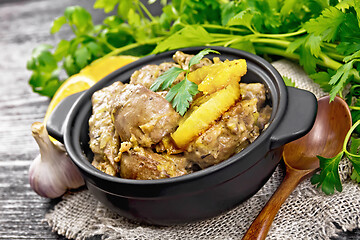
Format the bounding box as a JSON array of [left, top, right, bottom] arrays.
[[242, 95, 352, 240]]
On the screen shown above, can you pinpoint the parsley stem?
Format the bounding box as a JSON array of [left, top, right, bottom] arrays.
[[138, 1, 156, 22], [255, 46, 300, 60], [343, 120, 360, 158], [251, 38, 290, 48], [254, 28, 307, 39], [325, 51, 345, 62], [256, 46, 342, 70], [349, 106, 360, 110], [202, 24, 251, 34], [104, 37, 165, 58], [318, 53, 342, 70]]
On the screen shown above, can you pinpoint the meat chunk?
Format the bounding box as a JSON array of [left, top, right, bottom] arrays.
[[113, 84, 181, 147], [173, 51, 213, 71], [130, 62, 184, 89], [120, 148, 187, 180], [240, 83, 267, 108], [185, 97, 268, 169], [89, 81, 125, 175]]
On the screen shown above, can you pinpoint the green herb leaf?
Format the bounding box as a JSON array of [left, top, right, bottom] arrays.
[[64, 55, 80, 76], [74, 46, 91, 69], [282, 76, 295, 87], [348, 137, 360, 183], [221, 1, 240, 26], [309, 71, 333, 92], [165, 78, 199, 116], [53, 40, 70, 61], [51, 16, 67, 34], [150, 67, 184, 91], [64, 6, 93, 34], [188, 48, 220, 68], [311, 153, 344, 195], [329, 61, 354, 100], [303, 6, 345, 42], [299, 45, 317, 74], [152, 25, 214, 53], [226, 9, 255, 31], [351, 169, 360, 183], [94, 0, 119, 13]]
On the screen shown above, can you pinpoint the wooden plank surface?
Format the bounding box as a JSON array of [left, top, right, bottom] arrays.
[[0, 1, 102, 239], [0, 0, 359, 239]]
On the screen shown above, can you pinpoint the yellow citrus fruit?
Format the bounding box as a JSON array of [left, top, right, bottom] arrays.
[[44, 55, 139, 125], [80, 55, 139, 81], [43, 75, 96, 124]]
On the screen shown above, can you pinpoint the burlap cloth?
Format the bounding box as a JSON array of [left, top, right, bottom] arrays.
[[44, 60, 360, 240]]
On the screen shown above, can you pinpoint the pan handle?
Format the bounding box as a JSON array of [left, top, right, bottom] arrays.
[[46, 91, 84, 143], [270, 87, 317, 150]]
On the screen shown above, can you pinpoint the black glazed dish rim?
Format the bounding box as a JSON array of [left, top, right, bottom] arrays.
[[63, 46, 287, 187]]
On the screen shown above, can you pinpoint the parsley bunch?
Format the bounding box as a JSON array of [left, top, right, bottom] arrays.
[[27, 0, 360, 194]]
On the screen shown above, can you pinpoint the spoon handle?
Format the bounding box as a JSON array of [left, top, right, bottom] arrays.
[[242, 168, 308, 240]]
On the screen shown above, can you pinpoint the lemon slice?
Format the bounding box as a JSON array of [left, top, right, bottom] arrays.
[[43, 55, 139, 134], [43, 74, 96, 124], [80, 55, 139, 81]]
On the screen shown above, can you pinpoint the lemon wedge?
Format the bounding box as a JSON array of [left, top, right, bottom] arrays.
[[43, 55, 139, 138]]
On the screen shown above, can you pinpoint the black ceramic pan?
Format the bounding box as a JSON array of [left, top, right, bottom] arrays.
[[47, 46, 317, 225]]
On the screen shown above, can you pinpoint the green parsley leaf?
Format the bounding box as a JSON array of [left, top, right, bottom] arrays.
[[165, 78, 199, 116], [229, 40, 256, 54], [303, 6, 345, 42], [348, 137, 360, 183], [226, 9, 255, 31], [64, 6, 93, 35], [53, 40, 70, 61], [150, 67, 184, 91], [64, 55, 80, 76], [329, 61, 353, 100], [309, 71, 333, 92], [282, 76, 295, 87], [299, 45, 317, 74], [188, 48, 220, 68], [93, 0, 119, 13], [74, 46, 91, 69], [51, 16, 67, 34], [221, 1, 241, 26], [311, 153, 343, 195], [152, 26, 214, 53], [351, 169, 360, 183]]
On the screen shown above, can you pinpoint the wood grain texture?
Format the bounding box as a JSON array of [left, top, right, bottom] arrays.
[[0, 1, 103, 239], [0, 0, 359, 239]]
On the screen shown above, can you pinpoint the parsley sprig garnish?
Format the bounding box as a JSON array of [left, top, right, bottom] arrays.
[[150, 49, 219, 116]]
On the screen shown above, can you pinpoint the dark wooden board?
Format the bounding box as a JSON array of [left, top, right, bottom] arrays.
[[0, 0, 359, 239]]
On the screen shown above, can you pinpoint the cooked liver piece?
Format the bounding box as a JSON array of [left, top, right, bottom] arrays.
[[88, 81, 125, 175], [113, 84, 181, 147], [120, 148, 187, 180]]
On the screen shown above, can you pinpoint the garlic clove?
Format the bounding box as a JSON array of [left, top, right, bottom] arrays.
[[29, 122, 85, 198]]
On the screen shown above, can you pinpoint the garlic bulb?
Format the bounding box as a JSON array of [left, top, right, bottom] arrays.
[[29, 122, 85, 198]]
